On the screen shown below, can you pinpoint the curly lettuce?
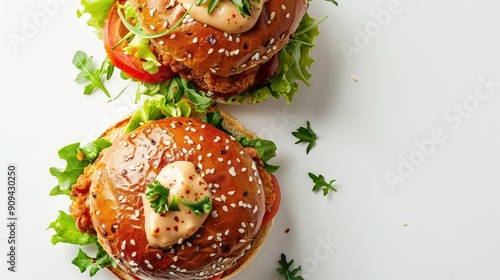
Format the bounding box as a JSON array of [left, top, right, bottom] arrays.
[[228, 13, 324, 104]]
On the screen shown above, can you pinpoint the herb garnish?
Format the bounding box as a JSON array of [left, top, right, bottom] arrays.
[[205, 0, 256, 17], [145, 180, 172, 214], [277, 253, 304, 280], [72, 51, 114, 98], [145, 180, 212, 215], [309, 173, 337, 196], [182, 196, 212, 216], [292, 121, 317, 154]]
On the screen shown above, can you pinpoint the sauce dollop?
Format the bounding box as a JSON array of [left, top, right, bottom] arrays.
[[176, 0, 268, 33], [142, 161, 211, 248]]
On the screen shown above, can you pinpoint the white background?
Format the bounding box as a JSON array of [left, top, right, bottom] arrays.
[[1, 0, 500, 279]]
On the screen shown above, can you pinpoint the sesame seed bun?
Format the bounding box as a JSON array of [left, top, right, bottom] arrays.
[[129, 0, 308, 95], [70, 106, 276, 279]]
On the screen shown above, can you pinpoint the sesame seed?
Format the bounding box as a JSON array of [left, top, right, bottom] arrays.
[[193, 37, 198, 43], [228, 191, 235, 195], [150, 24, 156, 30], [170, 34, 176, 39], [222, 205, 229, 212], [156, 254, 162, 259], [130, 239, 136, 246], [132, 252, 137, 257], [238, 228, 245, 233], [229, 167, 237, 176], [211, 211, 219, 218]]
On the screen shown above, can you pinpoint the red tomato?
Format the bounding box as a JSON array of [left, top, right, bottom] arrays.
[[261, 174, 282, 227], [102, 0, 175, 83]]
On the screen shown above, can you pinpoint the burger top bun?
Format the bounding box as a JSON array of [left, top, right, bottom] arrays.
[[86, 112, 275, 280], [130, 0, 308, 76]]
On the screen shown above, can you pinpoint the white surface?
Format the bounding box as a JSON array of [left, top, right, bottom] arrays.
[[1, 0, 500, 279]]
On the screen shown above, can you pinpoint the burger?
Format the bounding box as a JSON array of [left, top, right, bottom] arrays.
[[48, 101, 281, 279], [76, 0, 326, 104]]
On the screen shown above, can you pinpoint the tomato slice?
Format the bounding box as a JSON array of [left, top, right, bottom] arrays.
[[102, 0, 175, 83], [261, 174, 281, 227]]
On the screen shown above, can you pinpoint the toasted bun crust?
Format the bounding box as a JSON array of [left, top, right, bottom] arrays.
[[88, 109, 274, 279], [130, 0, 308, 76]]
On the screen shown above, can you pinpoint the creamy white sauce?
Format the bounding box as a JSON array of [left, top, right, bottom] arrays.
[[142, 161, 211, 248], [176, 0, 267, 33]]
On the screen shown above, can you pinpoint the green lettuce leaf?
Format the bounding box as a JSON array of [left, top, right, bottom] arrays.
[[72, 244, 117, 277], [49, 139, 111, 197], [47, 211, 97, 245], [238, 137, 279, 173], [48, 211, 117, 276], [227, 12, 323, 104], [77, 0, 115, 39]]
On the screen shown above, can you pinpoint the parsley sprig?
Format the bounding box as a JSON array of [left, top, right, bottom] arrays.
[[205, 0, 256, 17], [182, 196, 212, 216], [309, 173, 337, 196], [292, 121, 317, 154], [277, 253, 304, 280], [145, 180, 212, 216], [146, 180, 173, 214]]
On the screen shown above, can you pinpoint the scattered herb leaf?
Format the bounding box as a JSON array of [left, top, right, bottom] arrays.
[[72, 51, 114, 97], [277, 253, 305, 280], [309, 173, 337, 196], [292, 121, 317, 154]]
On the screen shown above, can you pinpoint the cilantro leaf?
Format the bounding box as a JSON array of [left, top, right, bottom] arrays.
[[277, 253, 304, 280], [308, 173, 337, 196], [182, 196, 212, 216], [145, 180, 171, 214], [47, 211, 97, 245], [72, 51, 113, 97], [76, 0, 115, 39], [238, 137, 280, 173], [49, 139, 111, 197], [292, 121, 317, 154]]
